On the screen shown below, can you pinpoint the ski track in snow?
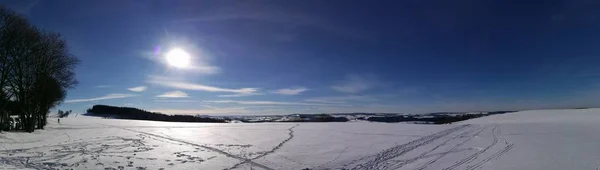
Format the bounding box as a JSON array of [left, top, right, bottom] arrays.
[[466, 143, 515, 170], [115, 126, 275, 170], [317, 145, 351, 168], [0, 135, 159, 170], [341, 123, 515, 170], [442, 125, 500, 170], [414, 125, 489, 170], [226, 124, 300, 170], [342, 124, 472, 170], [388, 127, 478, 170]]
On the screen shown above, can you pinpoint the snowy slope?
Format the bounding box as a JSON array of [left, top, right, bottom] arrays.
[[1, 109, 600, 170]]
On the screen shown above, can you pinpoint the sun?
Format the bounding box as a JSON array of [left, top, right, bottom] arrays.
[[165, 48, 191, 68]]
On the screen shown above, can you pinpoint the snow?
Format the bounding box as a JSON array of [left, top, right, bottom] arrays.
[[2, 109, 600, 169]]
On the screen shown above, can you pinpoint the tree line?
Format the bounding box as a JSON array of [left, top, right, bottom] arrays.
[[366, 114, 487, 124], [0, 7, 78, 132], [87, 105, 227, 123]]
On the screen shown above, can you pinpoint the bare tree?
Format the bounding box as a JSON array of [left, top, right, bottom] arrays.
[[0, 6, 23, 130], [0, 6, 78, 132]]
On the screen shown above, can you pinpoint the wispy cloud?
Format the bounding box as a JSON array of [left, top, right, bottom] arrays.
[[94, 85, 111, 88], [65, 93, 137, 103], [188, 65, 221, 75], [201, 105, 220, 109], [305, 95, 376, 104], [218, 93, 263, 97], [151, 108, 250, 115], [204, 100, 338, 106], [156, 91, 189, 98], [152, 99, 197, 103], [128, 86, 147, 92], [272, 87, 308, 95], [331, 74, 379, 93], [148, 77, 259, 94], [309, 104, 406, 114], [175, 3, 365, 39]]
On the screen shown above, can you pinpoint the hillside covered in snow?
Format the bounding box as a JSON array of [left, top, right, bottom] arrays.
[[1, 108, 599, 169]]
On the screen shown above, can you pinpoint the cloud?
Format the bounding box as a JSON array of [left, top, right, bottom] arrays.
[[94, 85, 111, 88], [65, 93, 137, 103], [272, 87, 308, 95], [204, 100, 338, 106], [305, 95, 376, 104], [188, 65, 221, 74], [331, 74, 379, 93], [150, 108, 250, 115], [218, 93, 263, 97], [309, 104, 406, 114], [175, 3, 365, 39], [148, 77, 259, 94], [201, 105, 220, 109], [128, 86, 147, 92], [156, 91, 189, 98], [152, 99, 197, 103]]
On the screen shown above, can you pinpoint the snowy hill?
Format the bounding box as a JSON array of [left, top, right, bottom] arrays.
[[1, 108, 599, 169]]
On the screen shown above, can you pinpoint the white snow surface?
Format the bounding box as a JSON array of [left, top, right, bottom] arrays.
[[2, 108, 600, 170]]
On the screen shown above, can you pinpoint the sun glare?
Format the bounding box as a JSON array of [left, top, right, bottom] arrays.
[[165, 48, 191, 68]]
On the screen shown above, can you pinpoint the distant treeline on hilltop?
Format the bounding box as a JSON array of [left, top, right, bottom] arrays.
[[86, 105, 226, 123], [85, 105, 516, 124]]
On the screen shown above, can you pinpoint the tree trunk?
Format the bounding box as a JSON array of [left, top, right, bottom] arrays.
[[0, 111, 3, 131], [27, 114, 34, 132]]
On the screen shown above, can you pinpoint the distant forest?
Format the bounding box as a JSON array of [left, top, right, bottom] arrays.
[[86, 105, 226, 123], [366, 111, 514, 124], [367, 114, 485, 124], [86, 105, 514, 124]]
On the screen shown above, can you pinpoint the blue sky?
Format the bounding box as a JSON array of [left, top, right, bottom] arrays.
[[2, 0, 600, 115]]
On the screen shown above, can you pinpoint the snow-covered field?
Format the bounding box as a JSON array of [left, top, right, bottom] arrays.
[[2, 108, 600, 170]]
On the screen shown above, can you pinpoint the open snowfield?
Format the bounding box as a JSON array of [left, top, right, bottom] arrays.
[[2, 109, 600, 170]]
